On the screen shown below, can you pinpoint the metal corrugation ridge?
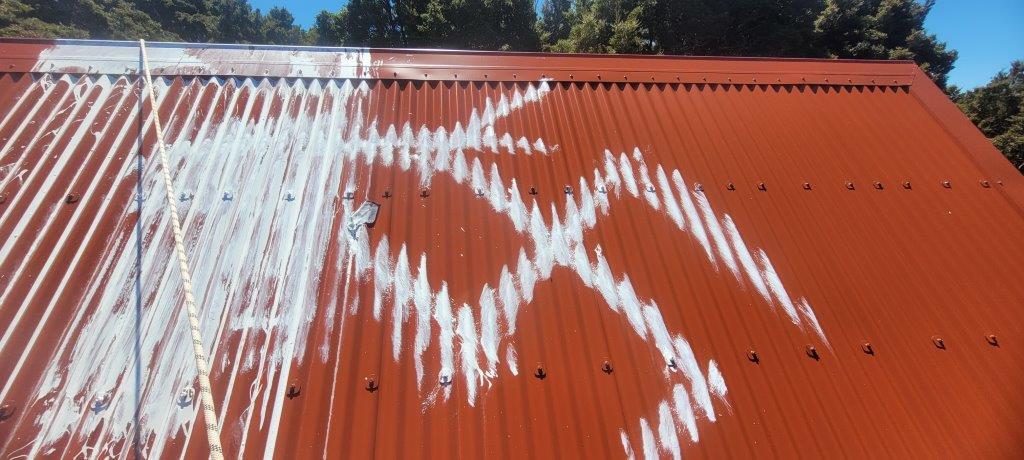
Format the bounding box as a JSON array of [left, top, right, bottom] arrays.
[[0, 41, 1022, 459]]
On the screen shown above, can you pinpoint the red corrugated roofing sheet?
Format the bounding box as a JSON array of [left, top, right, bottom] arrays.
[[0, 39, 1022, 459]]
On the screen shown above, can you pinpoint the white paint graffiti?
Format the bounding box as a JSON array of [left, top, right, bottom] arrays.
[[0, 72, 827, 459]]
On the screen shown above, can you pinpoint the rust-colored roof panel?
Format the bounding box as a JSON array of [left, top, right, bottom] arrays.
[[0, 39, 1022, 459]]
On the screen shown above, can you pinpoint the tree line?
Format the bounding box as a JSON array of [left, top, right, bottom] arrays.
[[0, 0, 1019, 170]]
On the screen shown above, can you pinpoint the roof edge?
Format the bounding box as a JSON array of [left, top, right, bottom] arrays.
[[0, 38, 919, 86]]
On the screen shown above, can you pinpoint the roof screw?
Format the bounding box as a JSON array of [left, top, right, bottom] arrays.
[[569, 74, 573, 79], [365, 376, 379, 392], [802, 182, 812, 190], [0, 194, 8, 204], [92, 391, 111, 413], [873, 181, 884, 190], [902, 180, 912, 189], [757, 182, 767, 191], [534, 364, 547, 380], [693, 183, 703, 192], [623, 75, 627, 80], [0, 403, 13, 420], [598, 186, 607, 194], [845, 181, 855, 190], [420, 189, 430, 198], [726, 182, 736, 191], [601, 361, 613, 374], [980, 180, 991, 188], [985, 334, 999, 347], [667, 358, 678, 370], [286, 382, 301, 399], [564, 185, 573, 195], [746, 350, 760, 364], [861, 342, 874, 355], [529, 186, 538, 195], [475, 188, 484, 197], [805, 344, 820, 361], [177, 387, 195, 407], [284, 191, 296, 201], [941, 180, 952, 188], [931, 336, 946, 350], [383, 190, 392, 199], [439, 374, 453, 386], [222, 191, 233, 201], [513, 73, 518, 79], [484, 74, 488, 78], [65, 193, 80, 204], [344, 191, 355, 200], [646, 184, 655, 193], [179, 192, 193, 202]]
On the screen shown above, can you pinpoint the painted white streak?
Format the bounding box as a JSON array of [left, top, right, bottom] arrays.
[[620, 430, 636, 460], [478, 285, 500, 376], [656, 166, 684, 229], [673, 336, 715, 422], [434, 283, 455, 383], [673, 170, 715, 264], [694, 191, 739, 278], [798, 297, 829, 346], [505, 344, 519, 376], [672, 384, 699, 443], [498, 266, 521, 334], [658, 401, 682, 460], [456, 305, 484, 406], [722, 215, 770, 301], [757, 249, 800, 325], [707, 360, 728, 400], [618, 152, 640, 197], [640, 418, 658, 460], [413, 254, 434, 387]]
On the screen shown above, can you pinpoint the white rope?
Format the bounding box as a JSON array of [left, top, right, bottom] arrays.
[[138, 39, 225, 459]]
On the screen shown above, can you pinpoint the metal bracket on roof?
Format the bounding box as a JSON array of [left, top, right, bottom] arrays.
[[347, 200, 380, 239]]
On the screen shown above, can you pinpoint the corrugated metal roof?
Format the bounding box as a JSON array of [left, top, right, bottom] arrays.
[[0, 39, 1022, 458]]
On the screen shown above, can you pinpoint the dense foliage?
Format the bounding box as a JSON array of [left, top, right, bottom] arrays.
[[953, 61, 1024, 171], [0, 0, 1019, 169]]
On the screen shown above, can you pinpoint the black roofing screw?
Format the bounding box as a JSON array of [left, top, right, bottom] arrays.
[[383, 190, 392, 199], [873, 181, 884, 190], [529, 186, 538, 195], [902, 180, 912, 189], [646, 184, 655, 193], [845, 181, 856, 190], [805, 344, 820, 361], [439, 375, 453, 386], [861, 342, 875, 355], [65, 193, 80, 204], [726, 182, 736, 191], [365, 376, 379, 392], [985, 334, 999, 347], [667, 358, 678, 370], [746, 350, 760, 364], [420, 189, 430, 198], [941, 180, 952, 188], [980, 180, 991, 188], [693, 183, 703, 192], [0, 403, 13, 421], [757, 182, 767, 191], [932, 336, 946, 350], [564, 185, 573, 195], [344, 191, 355, 200], [286, 382, 300, 399], [601, 361, 613, 374], [802, 182, 812, 190], [475, 188, 484, 197], [534, 365, 546, 380]]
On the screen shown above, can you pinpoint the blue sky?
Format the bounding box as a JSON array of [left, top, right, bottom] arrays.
[[250, 0, 1022, 89]]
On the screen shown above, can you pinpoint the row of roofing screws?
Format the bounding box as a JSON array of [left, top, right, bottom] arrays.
[[25, 177, 1007, 209], [361, 179, 1009, 201], [747, 333, 1002, 364], [1, 333, 1001, 417]]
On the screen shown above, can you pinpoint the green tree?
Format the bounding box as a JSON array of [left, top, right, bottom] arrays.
[[955, 61, 1024, 172], [214, 0, 262, 44], [136, 0, 218, 42], [536, 0, 572, 50], [261, 6, 304, 44]]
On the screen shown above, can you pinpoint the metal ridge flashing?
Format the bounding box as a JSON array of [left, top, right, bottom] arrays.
[[0, 38, 918, 85]]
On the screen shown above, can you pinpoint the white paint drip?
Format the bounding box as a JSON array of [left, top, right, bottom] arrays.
[[658, 401, 682, 460], [672, 384, 699, 443], [707, 360, 728, 401]]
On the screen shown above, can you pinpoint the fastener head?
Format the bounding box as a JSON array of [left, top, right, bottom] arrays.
[[802, 182, 812, 190], [287, 383, 301, 399], [726, 182, 736, 191], [534, 364, 546, 380], [845, 181, 855, 190], [861, 342, 874, 355], [931, 336, 946, 349], [985, 334, 999, 346], [601, 361, 613, 374], [805, 344, 820, 360], [941, 180, 952, 188], [746, 350, 760, 364]]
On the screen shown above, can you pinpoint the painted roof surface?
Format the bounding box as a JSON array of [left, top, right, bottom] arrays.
[[0, 39, 1022, 459]]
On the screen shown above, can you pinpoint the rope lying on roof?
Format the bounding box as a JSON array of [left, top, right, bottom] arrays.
[[138, 39, 225, 460]]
